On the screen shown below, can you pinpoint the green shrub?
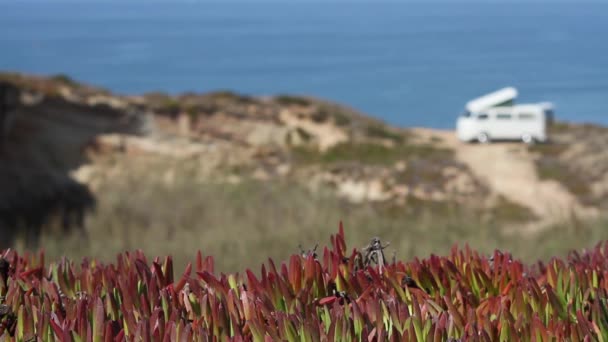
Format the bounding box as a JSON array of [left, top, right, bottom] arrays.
[[50, 73, 79, 86], [490, 195, 538, 223], [365, 124, 405, 143], [207, 90, 253, 104], [293, 142, 453, 166], [275, 95, 311, 107], [311, 106, 353, 126], [162, 99, 181, 114]]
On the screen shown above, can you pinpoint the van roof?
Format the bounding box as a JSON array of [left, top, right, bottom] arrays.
[[465, 87, 518, 113]]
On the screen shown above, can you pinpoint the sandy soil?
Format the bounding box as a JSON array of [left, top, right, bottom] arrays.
[[411, 128, 599, 232]]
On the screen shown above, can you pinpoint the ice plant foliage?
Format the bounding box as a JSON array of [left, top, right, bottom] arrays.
[[2, 224, 608, 341]]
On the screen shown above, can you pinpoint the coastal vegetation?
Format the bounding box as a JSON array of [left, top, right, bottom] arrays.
[[4, 226, 608, 339]]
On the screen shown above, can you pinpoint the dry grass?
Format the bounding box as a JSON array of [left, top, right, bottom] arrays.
[[292, 141, 453, 166], [17, 171, 608, 274]]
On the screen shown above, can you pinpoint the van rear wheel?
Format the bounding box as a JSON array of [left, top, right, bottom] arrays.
[[521, 133, 535, 144], [477, 132, 490, 144]]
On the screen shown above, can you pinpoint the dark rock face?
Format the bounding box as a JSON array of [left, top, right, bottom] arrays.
[[0, 79, 145, 249], [0, 166, 96, 249], [0, 82, 20, 148]]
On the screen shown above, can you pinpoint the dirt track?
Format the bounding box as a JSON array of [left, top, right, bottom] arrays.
[[412, 128, 598, 232]]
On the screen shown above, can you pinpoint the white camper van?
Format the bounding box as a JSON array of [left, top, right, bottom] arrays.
[[456, 87, 552, 144]]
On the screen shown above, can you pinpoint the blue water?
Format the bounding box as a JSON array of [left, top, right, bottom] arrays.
[[1, 1, 607, 128]]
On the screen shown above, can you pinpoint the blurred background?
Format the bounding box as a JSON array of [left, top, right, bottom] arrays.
[[1, 0, 607, 272]]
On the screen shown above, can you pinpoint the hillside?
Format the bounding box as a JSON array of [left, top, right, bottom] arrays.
[[1, 72, 606, 269]]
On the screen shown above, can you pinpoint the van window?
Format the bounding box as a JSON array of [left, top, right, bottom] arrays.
[[518, 113, 535, 120], [477, 114, 488, 120], [496, 114, 512, 120], [544, 110, 554, 124]]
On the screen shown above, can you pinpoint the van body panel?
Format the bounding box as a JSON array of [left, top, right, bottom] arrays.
[[456, 104, 548, 143]]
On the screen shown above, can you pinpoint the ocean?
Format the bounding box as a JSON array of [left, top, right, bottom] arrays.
[[1, 1, 607, 128]]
